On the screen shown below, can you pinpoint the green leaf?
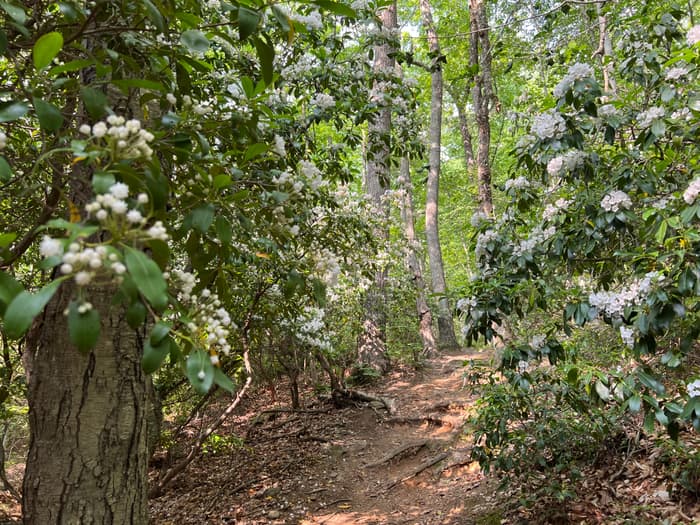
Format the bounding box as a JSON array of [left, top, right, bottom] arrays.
[[213, 367, 235, 392], [594, 380, 610, 401], [0, 271, 23, 316], [33, 31, 64, 70], [238, 7, 261, 41], [627, 395, 642, 413], [244, 143, 268, 161], [215, 216, 233, 244], [181, 29, 210, 52], [0, 232, 16, 249], [0, 156, 11, 181], [112, 78, 166, 92], [650, 119, 666, 137], [4, 278, 63, 339], [80, 87, 108, 119], [655, 409, 669, 426], [142, 0, 166, 33], [141, 338, 171, 374], [48, 58, 95, 76], [254, 36, 274, 85], [0, 101, 28, 123], [643, 410, 656, 434], [313, 0, 356, 17], [681, 397, 700, 419], [638, 370, 665, 394], [186, 349, 215, 394], [149, 321, 170, 346], [33, 97, 64, 131], [124, 246, 168, 312], [188, 203, 215, 233], [0, 3, 26, 24], [67, 301, 101, 352], [126, 300, 147, 328], [91, 171, 116, 194]]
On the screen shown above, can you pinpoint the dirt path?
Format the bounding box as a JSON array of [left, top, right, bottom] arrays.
[[151, 349, 500, 524]]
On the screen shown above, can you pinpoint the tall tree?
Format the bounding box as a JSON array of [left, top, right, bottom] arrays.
[[357, 1, 398, 374], [469, 0, 495, 216], [420, 0, 460, 349], [399, 157, 438, 357]]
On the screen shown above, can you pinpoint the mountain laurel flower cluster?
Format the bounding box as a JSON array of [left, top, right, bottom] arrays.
[[529, 334, 546, 350], [171, 270, 234, 362], [504, 176, 530, 192], [688, 379, 700, 397], [546, 150, 587, 177], [531, 110, 567, 140], [588, 271, 664, 319], [687, 25, 700, 45], [553, 62, 595, 98], [597, 104, 619, 118], [601, 190, 632, 212], [79, 115, 155, 161], [683, 178, 700, 204], [512, 225, 556, 258], [294, 306, 331, 350], [636, 106, 665, 129], [310, 93, 336, 111], [619, 326, 636, 348], [543, 198, 573, 221]]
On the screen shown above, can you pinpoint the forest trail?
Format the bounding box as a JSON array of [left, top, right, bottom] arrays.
[[151, 348, 500, 524]]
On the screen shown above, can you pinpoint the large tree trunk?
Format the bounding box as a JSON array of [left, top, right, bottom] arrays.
[[357, 1, 397, 375], [23, 283, 149, 524], [399, 157, 438, 358], [420, 0, 459, 350], [469, 0, 494, 216]]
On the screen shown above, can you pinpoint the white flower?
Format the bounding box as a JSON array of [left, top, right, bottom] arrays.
[[597, 104, 618, 118], [92, 122, 107, 138], [74, 270, 93, 286], [619, 326, 635, 348], [637, 106, 665, 129], [137, 193, 149, 204], [166, 93, 177, 105], [112, 262, 126, 274], [504, 176, 530, 192], [109, 183, 130, 200], [601, 190, 632, 212], [683, 178, 700, 205], [665, 67, 688, 80], [126, 210, 143, 224], [110, 200, 128, 214], [96, 209, 108, 221], [529, 335, 546, 350], [79, 124, 92, 135], [197, 370, 206, 380], [688, 379, 700, 397], [273, 134, 286, 156], [687, 25, 700, 46], [553, 62, 595, 98], [531, 110, 566, 140], [310, 93, 336, 110], [39, 236, 63, 258], [517, 360, 528, 373]]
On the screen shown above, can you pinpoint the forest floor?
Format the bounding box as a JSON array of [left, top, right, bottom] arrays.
[[149, 347, 700, 525], [1, 347, 699, 523]]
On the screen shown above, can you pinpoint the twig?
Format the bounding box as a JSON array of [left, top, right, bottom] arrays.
[[383, 452, 449, 492], [364, 440, 429, 468]]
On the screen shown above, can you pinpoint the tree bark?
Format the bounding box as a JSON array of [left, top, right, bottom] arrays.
[[357, 1, 397, 374], [447, 85, 476, 172], [592, 1, 617, 96], [420, 0, 459, 350], [399, 157, 438, 358], [469, 0, 494, 216], [22, 283, 149, 524]]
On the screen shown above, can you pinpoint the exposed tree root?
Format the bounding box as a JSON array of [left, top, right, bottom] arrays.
[[385, 415, 452, 428], [331, 388, 397, 414], [383, 452, 449, 491], [364, 439, 430, 468]]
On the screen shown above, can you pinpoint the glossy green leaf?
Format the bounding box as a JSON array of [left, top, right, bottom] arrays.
[[33, 97, 64, 131], [126, 300, 147, 328], [149, 321, 170, 346], [238, 7, 260, 41], [0, 156, 11, 181], [124, 246, 168, 312], [33, 31, 64, 70], [628, 395, 642, 413], [0, 101, 28, 123], [0, 271, 23, 316], [67, 301, 101, 352], [80, 87, 108, 119], [254, 36, 274, 85], [313, 0, 356, 18], [215, 216, 232, 244], [186, 349, 215, 394], [213, 367, 235, 393], [141, 337, 171, 374], [181, 29, 210, 52], [4, 278, 63, 339], [0, 3, 26, 24], [188, 204, 215, 233], [142, 0, 166, 33], [91, 172, 116, 194]]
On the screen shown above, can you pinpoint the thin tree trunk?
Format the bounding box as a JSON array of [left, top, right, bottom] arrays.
[[453, 91, 476, 171], [592, 1, 617, 96], [399, 157, 438, 358], [469, 0, 494, 216], [23, 283, 149, 524], [357, 1, 397, 374], [420, 0, 459, 350]]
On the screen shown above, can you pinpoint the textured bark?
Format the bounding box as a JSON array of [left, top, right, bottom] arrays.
[[357, 1, 397, 375], [399, 157, 437, 358], [420, 0, 459, 350], [592, 1, 617, 96], [23, 284, 149, 524], [469, 0, 494, 216]]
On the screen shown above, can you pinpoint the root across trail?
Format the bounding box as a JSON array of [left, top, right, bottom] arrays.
[[150, 349, 498, 524]]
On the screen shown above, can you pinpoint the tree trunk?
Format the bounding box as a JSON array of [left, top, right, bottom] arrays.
[[420, 0, 459, 350], [23, 283, 149, 524], [469, 0, 494, 216], [592, 1, 617, 96], [357, 1, 397, 374], [447, 85, 476, 172], [399, 157, 438, 358]]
